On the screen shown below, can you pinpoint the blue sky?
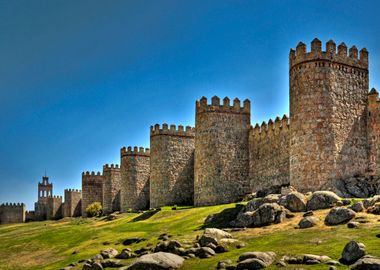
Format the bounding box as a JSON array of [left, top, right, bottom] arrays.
[[0, 0, 379, 209]]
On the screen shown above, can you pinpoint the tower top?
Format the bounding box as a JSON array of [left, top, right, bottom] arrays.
[[289, 38, 368, 70]]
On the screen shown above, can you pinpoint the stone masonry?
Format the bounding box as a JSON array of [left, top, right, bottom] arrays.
[[249, 115, 290, 191], [194, 96, 251, 206], [0, 203, 25, 224], [289, 39, 369, 192], [81, 171, 103, 217], [63, 189, 82, 217], [150, 124, 195, 208], [46, 196, 63, 220], [120, 146, 150, 211], [3, 38, 380, 225], [102, 164, 121, 214]]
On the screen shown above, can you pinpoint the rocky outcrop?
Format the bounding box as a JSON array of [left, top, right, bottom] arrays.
[[236, 251, 276, 269], [325, 207, 356, 225], [279, 192, 307, 212], [127, 252, 184, 270], [351, 255, 380, 269], [198, 228, 232, 247], [298, 216, 319, 229], [341, 240, 366, 265], [306, 191, 341, 210]]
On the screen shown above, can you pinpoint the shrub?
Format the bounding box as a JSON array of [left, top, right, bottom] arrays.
[[86, 202, 102, 217]]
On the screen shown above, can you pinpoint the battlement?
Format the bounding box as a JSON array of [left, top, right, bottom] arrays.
[[0, 202, 25, 207], [369, 88, 380, 104], [196, 96, 250, 115], [150, 124, 195, 137], [290, 38, 368, 71], [251, 115, 289, 137], [64, 189, 81, 193], [82, 171, 102, 176], [121, 146, 150, 157], [103, 164, 120, 171], [50, 196, 62, 199]]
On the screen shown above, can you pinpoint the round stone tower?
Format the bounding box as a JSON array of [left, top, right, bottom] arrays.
[[150, 124, 195, 208], [289, 38, 369, 192], [120, 146, 150, 212], [194, 96, 251, 206]]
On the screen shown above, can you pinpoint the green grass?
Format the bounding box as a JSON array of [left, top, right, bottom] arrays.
[[0, 204, 380, 270]]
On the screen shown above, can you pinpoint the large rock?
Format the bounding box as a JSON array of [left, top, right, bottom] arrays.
[[368, 203, 380, 215], [349, 202, 365, 213], [230, 211, 255, 228], [280, 192, 307, 212], [238, 251, 276, 264], [127, 252, 184, 270], [100, 248, 118, 259], [341, 241, 366, 264], [196, 247, 215, 258], [245, 195, 281, 212], [199, 228, 232, 247], [298, 216, 319, 229], [250, 203, 287, 227], [306, 191, 341, 211], [351, 255, 380, 269], [236, 252, 276, 269], [325, 207, 356, 225]]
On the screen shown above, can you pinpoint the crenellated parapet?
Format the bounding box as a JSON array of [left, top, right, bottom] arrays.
[[290, 38, 368, 73], [196, 96, 250, 115], [64, 189, 81, 193], [251, 115, 289, 138], [0, 202, 26, 207], [103, 164, 120, 171], [150, 124, 194, 138], [121, 146, 150, 157]]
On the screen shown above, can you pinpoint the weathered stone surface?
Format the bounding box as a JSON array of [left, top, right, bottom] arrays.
[[349, 202, 365, 212], [127, 252, 184, 269], [199, 228, 232, 247], [63, 189, 81, 217], [236, 258, 267, 269], [368, 203, 380, 214], [341, 240, 366, 264], [351, 255, 380, 269], [120, 147, 150, 212], [196, 247, 215, 258], [102, 164, 121, 214], [306, 191, 341, 210], [238, 252, 276, 265], [280, 192, 307, 212], [250, 203, 287, 227], [82, 172, 103, 217], [194, 97, 250, 206], [325, 207, 356, 225], [100, 248, 118, 259], [150, 125, 195, 208], [298, 216, 319, 228]]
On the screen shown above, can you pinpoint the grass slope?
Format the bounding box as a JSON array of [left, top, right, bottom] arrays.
[[0, 204, 380, 270]]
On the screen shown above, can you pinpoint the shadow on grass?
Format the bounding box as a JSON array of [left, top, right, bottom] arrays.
[[200, 204, 244, 229], [129, 209, 160, 222]]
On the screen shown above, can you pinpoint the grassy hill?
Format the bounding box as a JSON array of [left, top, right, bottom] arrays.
[[1, 203, 380, 270]]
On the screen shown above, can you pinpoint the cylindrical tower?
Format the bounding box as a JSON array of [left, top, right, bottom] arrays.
[[150, 124, 195, 208], [289, 38, 369, 192], [120, 146, 150, 211], [102, 164, 121, 214], [194, 96, 251, 206]]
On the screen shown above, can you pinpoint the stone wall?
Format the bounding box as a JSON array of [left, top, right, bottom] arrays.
[[120, 147, 150, 211], [25, 211, 35, 222], [81, 172, 103, 217], [194, 96, 251, 206], [102, 164, 121, 214], [249, 115, 290, 191], [150, 124, 195, 208], [63, 189, 82, 217], [289, 39, 369, 192], [46, 196, 63, 220], [368, 88, 380, 175], [0, 203, 25, 224]]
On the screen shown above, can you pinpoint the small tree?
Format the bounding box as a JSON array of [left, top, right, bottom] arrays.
[[86, 202, 102, 217]]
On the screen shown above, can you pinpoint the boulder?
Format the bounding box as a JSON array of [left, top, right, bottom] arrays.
[[216, 259, 233, 269], [230, 211, 255, 228], [250, 203, 287, 227], [325, 207, 356, 225], [347, 221, 360, 229], [238, 252, 276, 265], [368, 203, 380, 215], [349, 202, 365, 212], [303, 254, 331, 264], [236, 258, 267, 269], [306, 191, 341, 211], [127, 252, 184, 270], [245, 194, 280, 212], [100, 248, 118, 259], [154, 240, 182, 254], [351, 255, 380, 269], [280, 192, 307, 212], [341, 240, 366, 264], [117, 249, 136, 259], [123, 237, 145, 246], [199, 228, 232, 247], [298, 216, 319, 229], [196, 247, 215, 258], [82, 262, 103, 270]]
